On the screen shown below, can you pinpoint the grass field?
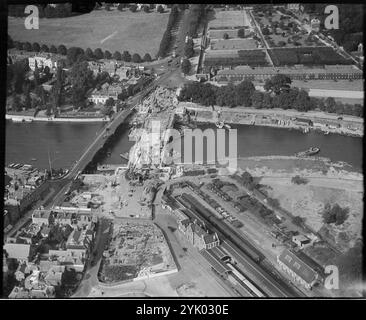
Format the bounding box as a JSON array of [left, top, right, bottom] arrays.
[[8, 9, 170, 56], [209, 9, 251, 28]]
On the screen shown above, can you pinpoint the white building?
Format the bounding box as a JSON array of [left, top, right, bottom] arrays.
[[28, 53, 62, 71]]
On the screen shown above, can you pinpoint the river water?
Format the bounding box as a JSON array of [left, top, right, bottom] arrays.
[[5, 121, 363, 172]]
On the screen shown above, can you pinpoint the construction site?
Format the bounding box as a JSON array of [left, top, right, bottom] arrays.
[[99, 220, 177, 283]]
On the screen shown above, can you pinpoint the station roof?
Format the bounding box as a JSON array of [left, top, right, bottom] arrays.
[[201, 248, 231, 275], [208, 246, 230, 261]]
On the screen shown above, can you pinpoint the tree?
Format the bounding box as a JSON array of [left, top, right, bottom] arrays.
[[294, 89, 311, 112], [94, 48, 104, 60], [58, 44, 67, 55], [132, 53, 142, 63], [8, 35, 14, 48], [216, 84, 236, 107], [12, 93, 22, 112], [264, 74, 292, 95], [157, 5, 164, 13], [69, 61, 94, 108], [14, 41, 23, 50], [101, 104, 113, 116], [237, 28, 245, 38], [85, 48, 94, 60], [291, 175, 308, 185], [322, 203, 349, 225], [325, 97, 336, 113], [32, 42, 41, 52], [104, 98, 115, 107], [223, 33, 229, 40], [262, 26, 271, 35], [184, 38, 195, 58], [251, 90, 264, 109], [234, 80, 255, 107], [113, 51, 122, 60], [43, 66, 51, 79], [143, 5, 150, 13], [104, 50, 112, 59], [23, 42, 32, 51], [104, 3, 111, 11], [143, 53, 152, 62], [181, 59, 191, 75], [67, 47, 84, 64], [122, 51, 131, 62], [50, 45, 58, 54], [129, 4, 137, 12], [117, 3, 125, 11], [41, 44, 49, 52], [24, 91, 32, 109], [292, 216, 305, 227]]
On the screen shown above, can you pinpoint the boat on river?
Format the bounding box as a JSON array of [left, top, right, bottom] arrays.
[[295, 147, 320, 157]]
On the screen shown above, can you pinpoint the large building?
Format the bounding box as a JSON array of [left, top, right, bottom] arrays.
[[277, 249, 319, 289], [32, 207, 93, 230], [178, 219, 220, 250], [88, 82, 124, 104], [215, 65, 363, 83], [28, 53, 63, 71]]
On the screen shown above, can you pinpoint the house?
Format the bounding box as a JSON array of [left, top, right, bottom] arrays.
[[44, 265, 65, 286], [292, 234, 311, 248], [32, 209, 51, 226], [88, 83, 123, 104], [277, 249, 319, 289], [28, 53, 63, 71], [3, 243, 31, 262], [215, 65, 363, 83], [178, 220, 220, 250]]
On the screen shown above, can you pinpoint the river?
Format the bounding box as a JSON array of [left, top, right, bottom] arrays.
[[5, 121, 363, 172]]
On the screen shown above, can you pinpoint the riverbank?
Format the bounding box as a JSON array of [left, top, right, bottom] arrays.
[[179, 102, 363, 137], [6, 114, 109, 123]]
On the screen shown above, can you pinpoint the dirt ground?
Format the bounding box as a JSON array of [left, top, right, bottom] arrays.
[[262, 176, 363, 251], [79, 172, 151, 219], [8, 9, 169, 56]]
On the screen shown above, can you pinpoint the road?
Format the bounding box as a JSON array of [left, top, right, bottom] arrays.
[[48, 69, 178, 208], [73, 218, 111, 297], [248, 9, 275, 66]]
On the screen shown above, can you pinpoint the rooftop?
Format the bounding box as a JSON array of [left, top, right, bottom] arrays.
[[278, 249, 318, 284], [3, 243, 31, 260], [216, 64, 363, 76]]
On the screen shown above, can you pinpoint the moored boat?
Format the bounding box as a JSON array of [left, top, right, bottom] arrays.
[[295, 147, 320, 157]]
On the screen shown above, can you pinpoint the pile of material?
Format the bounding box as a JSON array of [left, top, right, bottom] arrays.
[[138, 86, 178, 114]]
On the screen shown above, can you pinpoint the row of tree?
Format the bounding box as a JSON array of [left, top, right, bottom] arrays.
[[157, 5, 180, 58], [8, 4, 73, 18], [9, 38, 152, 65], [186, 4, 207, 38], [178, 76, 363, 117]]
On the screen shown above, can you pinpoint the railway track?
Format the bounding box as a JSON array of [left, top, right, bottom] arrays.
[[174, 193, 303, 297]]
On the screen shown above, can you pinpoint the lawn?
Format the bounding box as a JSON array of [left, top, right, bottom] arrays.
[[209, 9, 251, 29], [8, 9, 170, 57], [211, 39, 258, 50]]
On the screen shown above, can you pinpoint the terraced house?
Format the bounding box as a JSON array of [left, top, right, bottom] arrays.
[[215, 64, 363, 83]]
